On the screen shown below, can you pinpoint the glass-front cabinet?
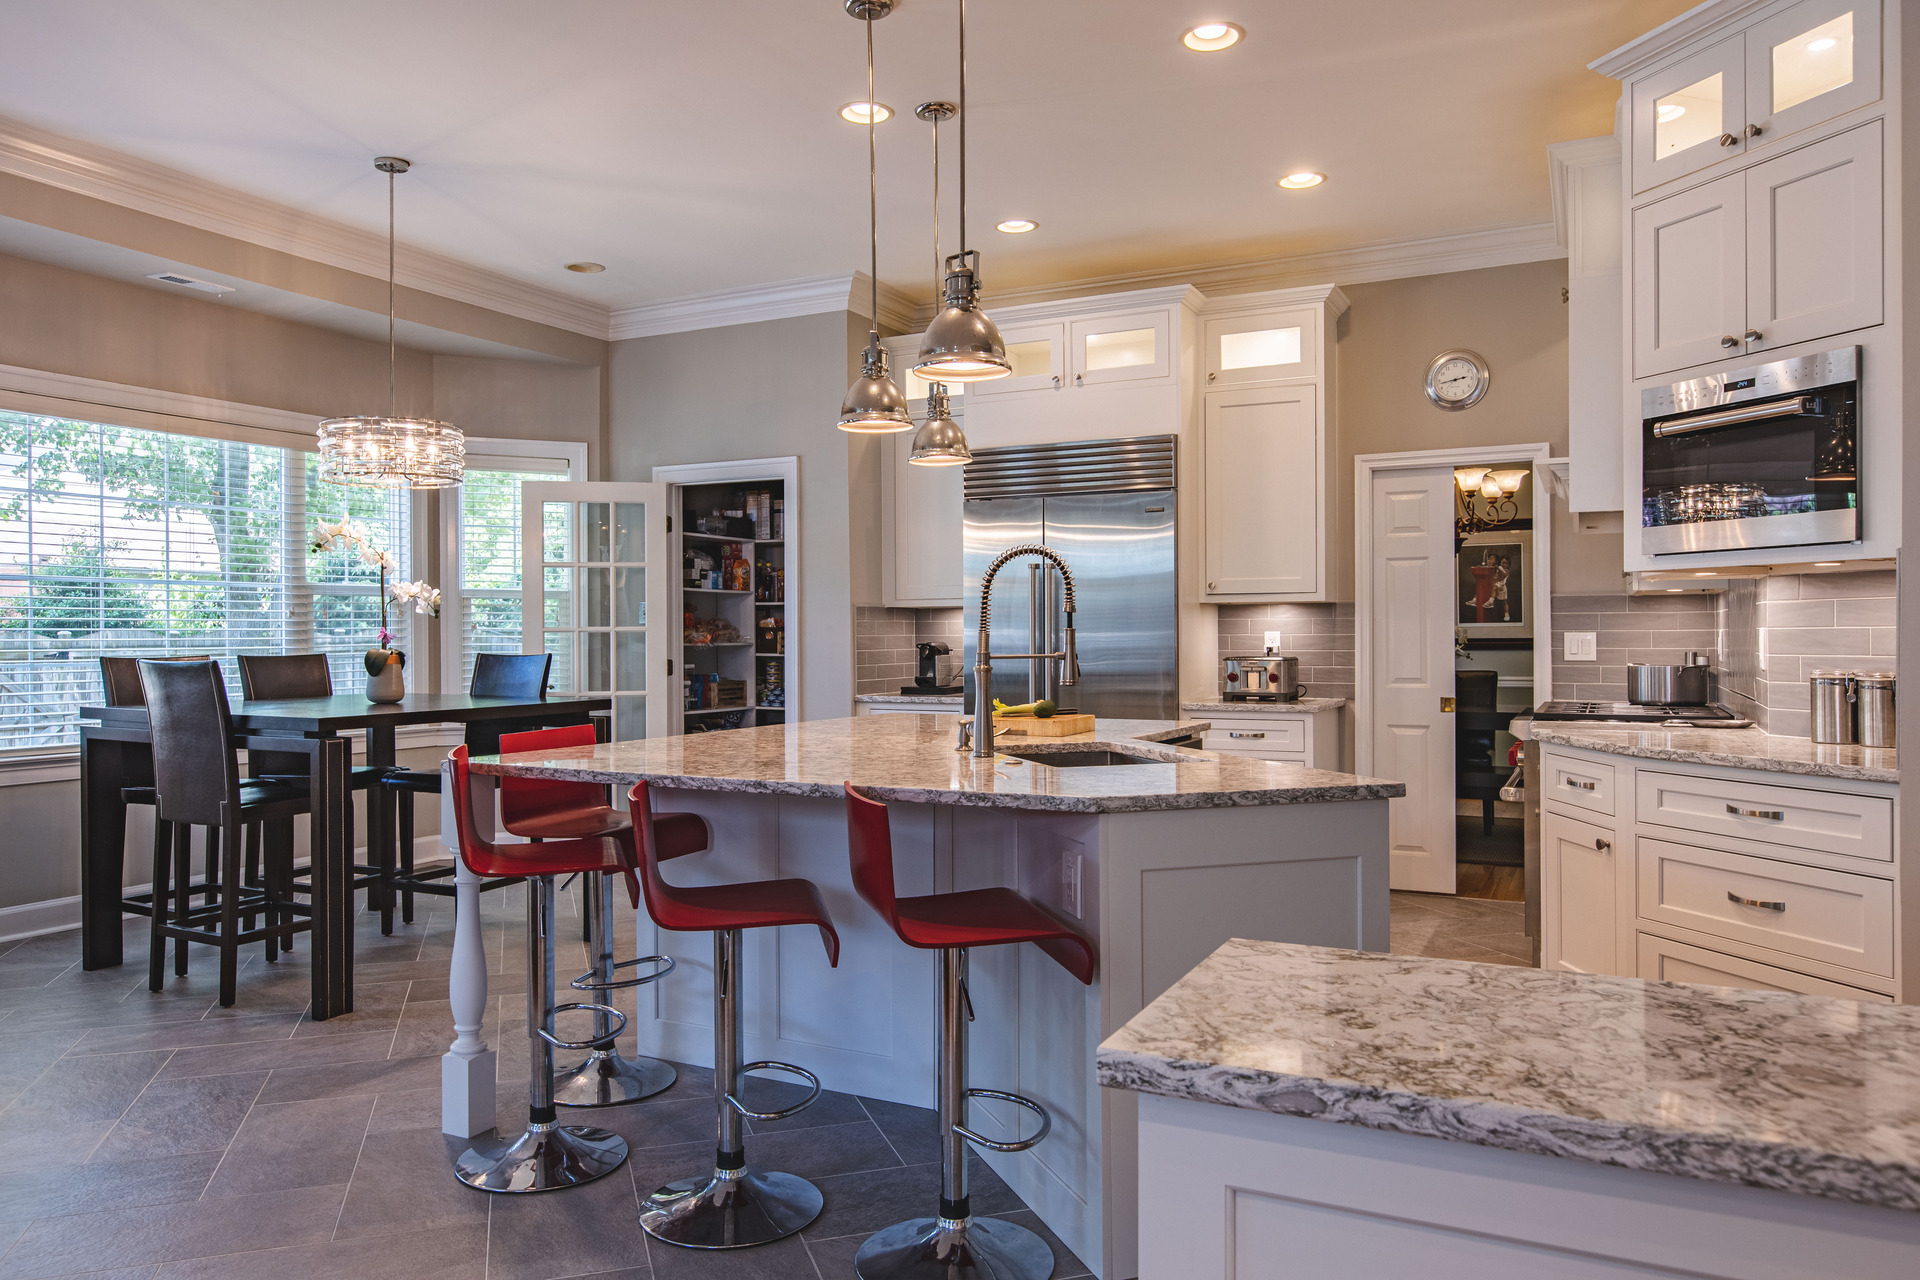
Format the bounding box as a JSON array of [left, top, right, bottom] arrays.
[[968, 320, 1066, 399], [1069, 309, 1170, 388], [1629, 0, 1880, 195], [1203, 307, 1317, 387]]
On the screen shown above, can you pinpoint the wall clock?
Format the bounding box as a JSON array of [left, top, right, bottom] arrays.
[[1425, 349, 1490, 411]]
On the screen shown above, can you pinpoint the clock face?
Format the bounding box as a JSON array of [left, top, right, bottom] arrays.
[[1426, 350, 1488, 410]]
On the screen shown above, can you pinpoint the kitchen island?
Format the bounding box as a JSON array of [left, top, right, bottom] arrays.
[[1099, 939, 1920, 1279], [453, 714, 1401, 1278]]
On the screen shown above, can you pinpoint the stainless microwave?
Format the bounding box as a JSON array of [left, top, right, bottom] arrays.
[[1640, 347, 1859, 556]]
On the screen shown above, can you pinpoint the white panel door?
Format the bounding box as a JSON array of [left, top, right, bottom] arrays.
[[1542, 809, 1618, 975], [1367, 466, 1455, 893], [881, 432, 964, 606], [521, 482, 670, 741], [1201, 384, 1319, 597], [1744, 120, 1883, 353], [1632, 173, 1747, 377]]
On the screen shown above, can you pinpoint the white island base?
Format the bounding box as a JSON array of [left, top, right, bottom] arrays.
[[1138, 1094, 1920, 1280]]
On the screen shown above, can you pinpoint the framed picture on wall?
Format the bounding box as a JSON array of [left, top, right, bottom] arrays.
[[1458, 530, 1530, 638]]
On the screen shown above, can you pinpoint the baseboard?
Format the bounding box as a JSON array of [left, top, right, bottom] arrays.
[[0, 836, 454, 945]]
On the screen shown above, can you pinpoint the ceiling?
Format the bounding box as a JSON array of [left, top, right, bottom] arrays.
[[0, 0, 1692, 317]]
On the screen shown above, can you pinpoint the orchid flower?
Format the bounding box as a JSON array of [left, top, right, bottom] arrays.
[[390, 580, 443, 618]]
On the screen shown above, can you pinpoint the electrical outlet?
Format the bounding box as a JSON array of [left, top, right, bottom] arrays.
[[1262, 630, 1284, 654], [1062, 853, 1082, 917], [1564, 631, 1598, 662]]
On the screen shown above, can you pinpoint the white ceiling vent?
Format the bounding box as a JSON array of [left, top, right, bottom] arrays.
[[145, 271, 235, 295]]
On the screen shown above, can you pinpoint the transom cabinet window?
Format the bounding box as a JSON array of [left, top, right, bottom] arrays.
[[0, 409, 408, 753]]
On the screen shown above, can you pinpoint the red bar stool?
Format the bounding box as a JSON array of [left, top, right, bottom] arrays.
[[627, 779, 841, 1250], [843, 783, 1095, 1280], [496, 723, 709, 1109], [446, 744, 631, 1194]]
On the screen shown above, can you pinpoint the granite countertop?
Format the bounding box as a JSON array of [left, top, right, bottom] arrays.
[[1098, 939, 1920, 1213], [1181, 698, 1347, 714], [472, 715, 1404, 814], [1530, 723, 1897, 785], [853, 693, 964, 705]]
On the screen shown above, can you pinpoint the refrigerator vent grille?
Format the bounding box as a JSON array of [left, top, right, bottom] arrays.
[[963, 435, 1175, 499]]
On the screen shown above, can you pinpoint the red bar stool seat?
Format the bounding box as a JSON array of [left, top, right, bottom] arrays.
[[628, 779, 840, 1251], [496, 724, 707, 1109], [844, 782, 1095, 1280], [446, 745, 632, 1194]]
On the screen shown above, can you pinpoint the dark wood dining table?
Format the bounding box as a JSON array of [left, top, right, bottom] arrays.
[[78, 692, 611, 1019]]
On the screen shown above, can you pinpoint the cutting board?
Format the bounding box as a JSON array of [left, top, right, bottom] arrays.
[[990, 712, 1095, 737]]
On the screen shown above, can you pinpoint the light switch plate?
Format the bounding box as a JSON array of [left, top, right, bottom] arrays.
[[1263, 630, 1284, 653], [1565, 631, 1598, 662]]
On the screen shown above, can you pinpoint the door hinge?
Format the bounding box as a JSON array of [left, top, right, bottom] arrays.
[[667, 658, 674, 675], [666, 515, 673, 532]]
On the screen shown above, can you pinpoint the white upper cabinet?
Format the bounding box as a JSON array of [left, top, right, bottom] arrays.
[[967, 320, 1067, 400], [1627, 0, 1880, 195], [879, 430, 964, 607], [1632, 173, 1747, 377], [1200, 384, 1320, 598], [1069, 309, 1172, 389], [1202, 307, 1317, 388], [1743, 119, 1883, 352]]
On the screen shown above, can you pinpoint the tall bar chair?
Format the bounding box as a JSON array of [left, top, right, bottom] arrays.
[[843, 783, 1095, 1280], [496, 722, 709, 1107], [141, 660, 312, 1005], [445, 744, 631, 1192], [628, 778, 841, 1249], [99, 655, 210, 930]]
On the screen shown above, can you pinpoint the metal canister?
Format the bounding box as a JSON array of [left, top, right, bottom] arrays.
[[1809, 670, 1856, 744], [1855, 671, 1896, 749]]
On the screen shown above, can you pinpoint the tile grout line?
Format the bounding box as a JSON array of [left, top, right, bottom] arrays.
[[327, 1091, 378, 1242], [855, 1095, 908, 1169], [84, 1046, 180, 1167], [195, 1068, 272, 1203]]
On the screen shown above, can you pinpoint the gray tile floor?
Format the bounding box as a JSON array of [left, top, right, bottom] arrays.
[[0, 883, 1090, 1279], [1390, 891, 1533, 966]]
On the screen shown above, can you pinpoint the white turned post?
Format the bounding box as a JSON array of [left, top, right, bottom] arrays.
[[441, 760, 496, 1137]]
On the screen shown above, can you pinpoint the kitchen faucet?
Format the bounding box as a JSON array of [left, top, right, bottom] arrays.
[[969, 543, 1080, 758]]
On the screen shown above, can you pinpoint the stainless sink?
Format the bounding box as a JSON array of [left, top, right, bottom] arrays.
[[1000, 748, 1182, 768]]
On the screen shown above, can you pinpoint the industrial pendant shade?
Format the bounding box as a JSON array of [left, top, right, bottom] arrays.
[[913, 0, 1010, 383], [839, 0, 914, 434], [908, 101, 971, 466], [319, 157, 465, 488]]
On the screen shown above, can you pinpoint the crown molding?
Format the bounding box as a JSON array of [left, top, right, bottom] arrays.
[[1588, 0, 1776, 80], [608, 271, 918, 341], [0, 113, 612, 340], [1548, 136, 1622, 251]]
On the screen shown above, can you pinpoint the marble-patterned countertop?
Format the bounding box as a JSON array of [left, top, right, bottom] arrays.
[[1181, 698, 1347, 714], [853, 693, 964, 706], [1529, 723, 1897, 785], [1098, 939, 1920, 1212], [472, 715, 1404, 814]]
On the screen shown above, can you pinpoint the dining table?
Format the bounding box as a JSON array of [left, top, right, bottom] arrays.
[[78, 691, 611, 1019]]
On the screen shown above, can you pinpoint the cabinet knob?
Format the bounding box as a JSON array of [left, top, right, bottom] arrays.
[[1051, 374, 1061, 388], [1207, 581, 1217, 590], [1743, 329, 1763, 343], [1074, 373, 1083, 386], [1596, 838, 1611, 852], [1719, 132, 1739, 147], [1720, 335, 1739, 348], [1746, 123, 1763, 138]]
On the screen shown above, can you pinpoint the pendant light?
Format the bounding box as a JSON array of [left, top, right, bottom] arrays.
[[318, 157, 465, 488], [913, 0, 1011, 383], [908, 101, 971, 466], [838, 0, 914, 433]]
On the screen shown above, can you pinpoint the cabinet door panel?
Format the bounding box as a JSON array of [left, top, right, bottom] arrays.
[[1744, 121, 1882, 352], [881, 433, 964, 606], [1069, 308, 1172, 388], [1745, 0, 1881, 143], [968, 320, 1066, 399], [1629, 37, 1747, 194], [1631, 174, 1746, 377], [1542, 809, 1618, 975], [1201, 385, 1319, 597], [1204, 307, 1316, 387]]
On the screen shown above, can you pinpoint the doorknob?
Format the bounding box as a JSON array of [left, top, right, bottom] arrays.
[[1440, 697, 1456, 713]]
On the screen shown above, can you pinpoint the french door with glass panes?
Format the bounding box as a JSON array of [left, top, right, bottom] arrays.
[[521, 483, 670, 740]]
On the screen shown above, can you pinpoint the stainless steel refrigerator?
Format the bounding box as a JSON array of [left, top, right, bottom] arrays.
[[962, 436, 1177, 721]]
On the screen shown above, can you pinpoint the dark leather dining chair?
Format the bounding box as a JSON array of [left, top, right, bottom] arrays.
[[1455, 669, 1509, 836], [100, 655, 213, 928]]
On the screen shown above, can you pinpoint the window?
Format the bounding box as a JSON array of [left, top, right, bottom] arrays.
[[0, 410, 408, 754], [443, 446, 577, 694]]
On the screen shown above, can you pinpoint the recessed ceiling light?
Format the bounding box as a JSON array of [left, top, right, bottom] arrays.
[[1813, 560, 1843, 566], [1806, 36, 1839, 52], [1182, 22, 1244, 51], [1656, 103, 1687, 123], [1693, 571, 1717, 576], [1666, 587, 1684, 592], [996, 218, 1037, 234], [565, 262, 606, 274], [1277, 171, 1325, 189], [841, 101, 893, 124]]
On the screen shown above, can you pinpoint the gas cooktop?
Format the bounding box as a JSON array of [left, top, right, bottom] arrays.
[[1528, 701, 1752, 728]]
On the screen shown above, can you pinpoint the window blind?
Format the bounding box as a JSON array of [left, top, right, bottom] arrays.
[[455, 466, 553, 692], [0, 410, 408, 753]]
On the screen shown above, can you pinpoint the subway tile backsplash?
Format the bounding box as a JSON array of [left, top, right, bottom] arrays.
[[1216, 603, 1356, 702], [854, 605, 962, 695], [1549, 593, 1719, 705]]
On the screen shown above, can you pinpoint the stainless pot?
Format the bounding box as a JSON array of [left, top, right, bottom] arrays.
[[1221, 655, 1305, 702], [1626, 657, 1711, 706]]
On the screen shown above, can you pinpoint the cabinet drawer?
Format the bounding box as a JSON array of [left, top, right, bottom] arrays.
[[1636, 837, 1893, 977], [1635, 770, 1892, 862], [1636, 932, 1892, 1003], [1202, 720, 1305, 753], [1543, 752, 1616, 816]]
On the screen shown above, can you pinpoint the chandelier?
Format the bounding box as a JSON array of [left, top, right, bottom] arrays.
[[1454, 467, 1527, 538], [318, 157, 465, 488]]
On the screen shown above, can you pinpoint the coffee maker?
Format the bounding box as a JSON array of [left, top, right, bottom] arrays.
[[905, 642, 962, 695]]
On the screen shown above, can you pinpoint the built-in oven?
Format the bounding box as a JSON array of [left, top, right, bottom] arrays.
[[1641, 346, 1859, 556]]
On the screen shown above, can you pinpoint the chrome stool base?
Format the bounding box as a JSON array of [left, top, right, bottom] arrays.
[[551, 1047, 676, 1108], [640, 1166, 824, 1249], [455, 1120, 628, 1194], [854, 1214, 1055, 1280]]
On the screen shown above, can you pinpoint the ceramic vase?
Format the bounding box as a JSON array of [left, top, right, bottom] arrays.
[[364, 648, 405, 703]]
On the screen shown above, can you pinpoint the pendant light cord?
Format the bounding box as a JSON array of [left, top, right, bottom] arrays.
[[387, 165, 396, 418], [958, 0, 967, 255], [866, 10, 880, 349], [931, 110, 940, 303]]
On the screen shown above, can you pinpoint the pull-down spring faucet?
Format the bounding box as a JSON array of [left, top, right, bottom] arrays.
[[969, 544, 1080, 758]]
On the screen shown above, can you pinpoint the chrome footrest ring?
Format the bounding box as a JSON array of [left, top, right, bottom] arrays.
[[535, 1002, 629, 1052], [724, 1060, 822, 1121], [954, 1087, 1052, 1153], [571, 953, 676, 992]]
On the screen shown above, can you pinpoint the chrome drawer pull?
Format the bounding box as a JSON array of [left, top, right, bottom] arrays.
[[1728, 891, 1786, 912], [1565, 779, 1597, 791], [1727, 804, 1784, 821], [1229, 731, 1266, 740]]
